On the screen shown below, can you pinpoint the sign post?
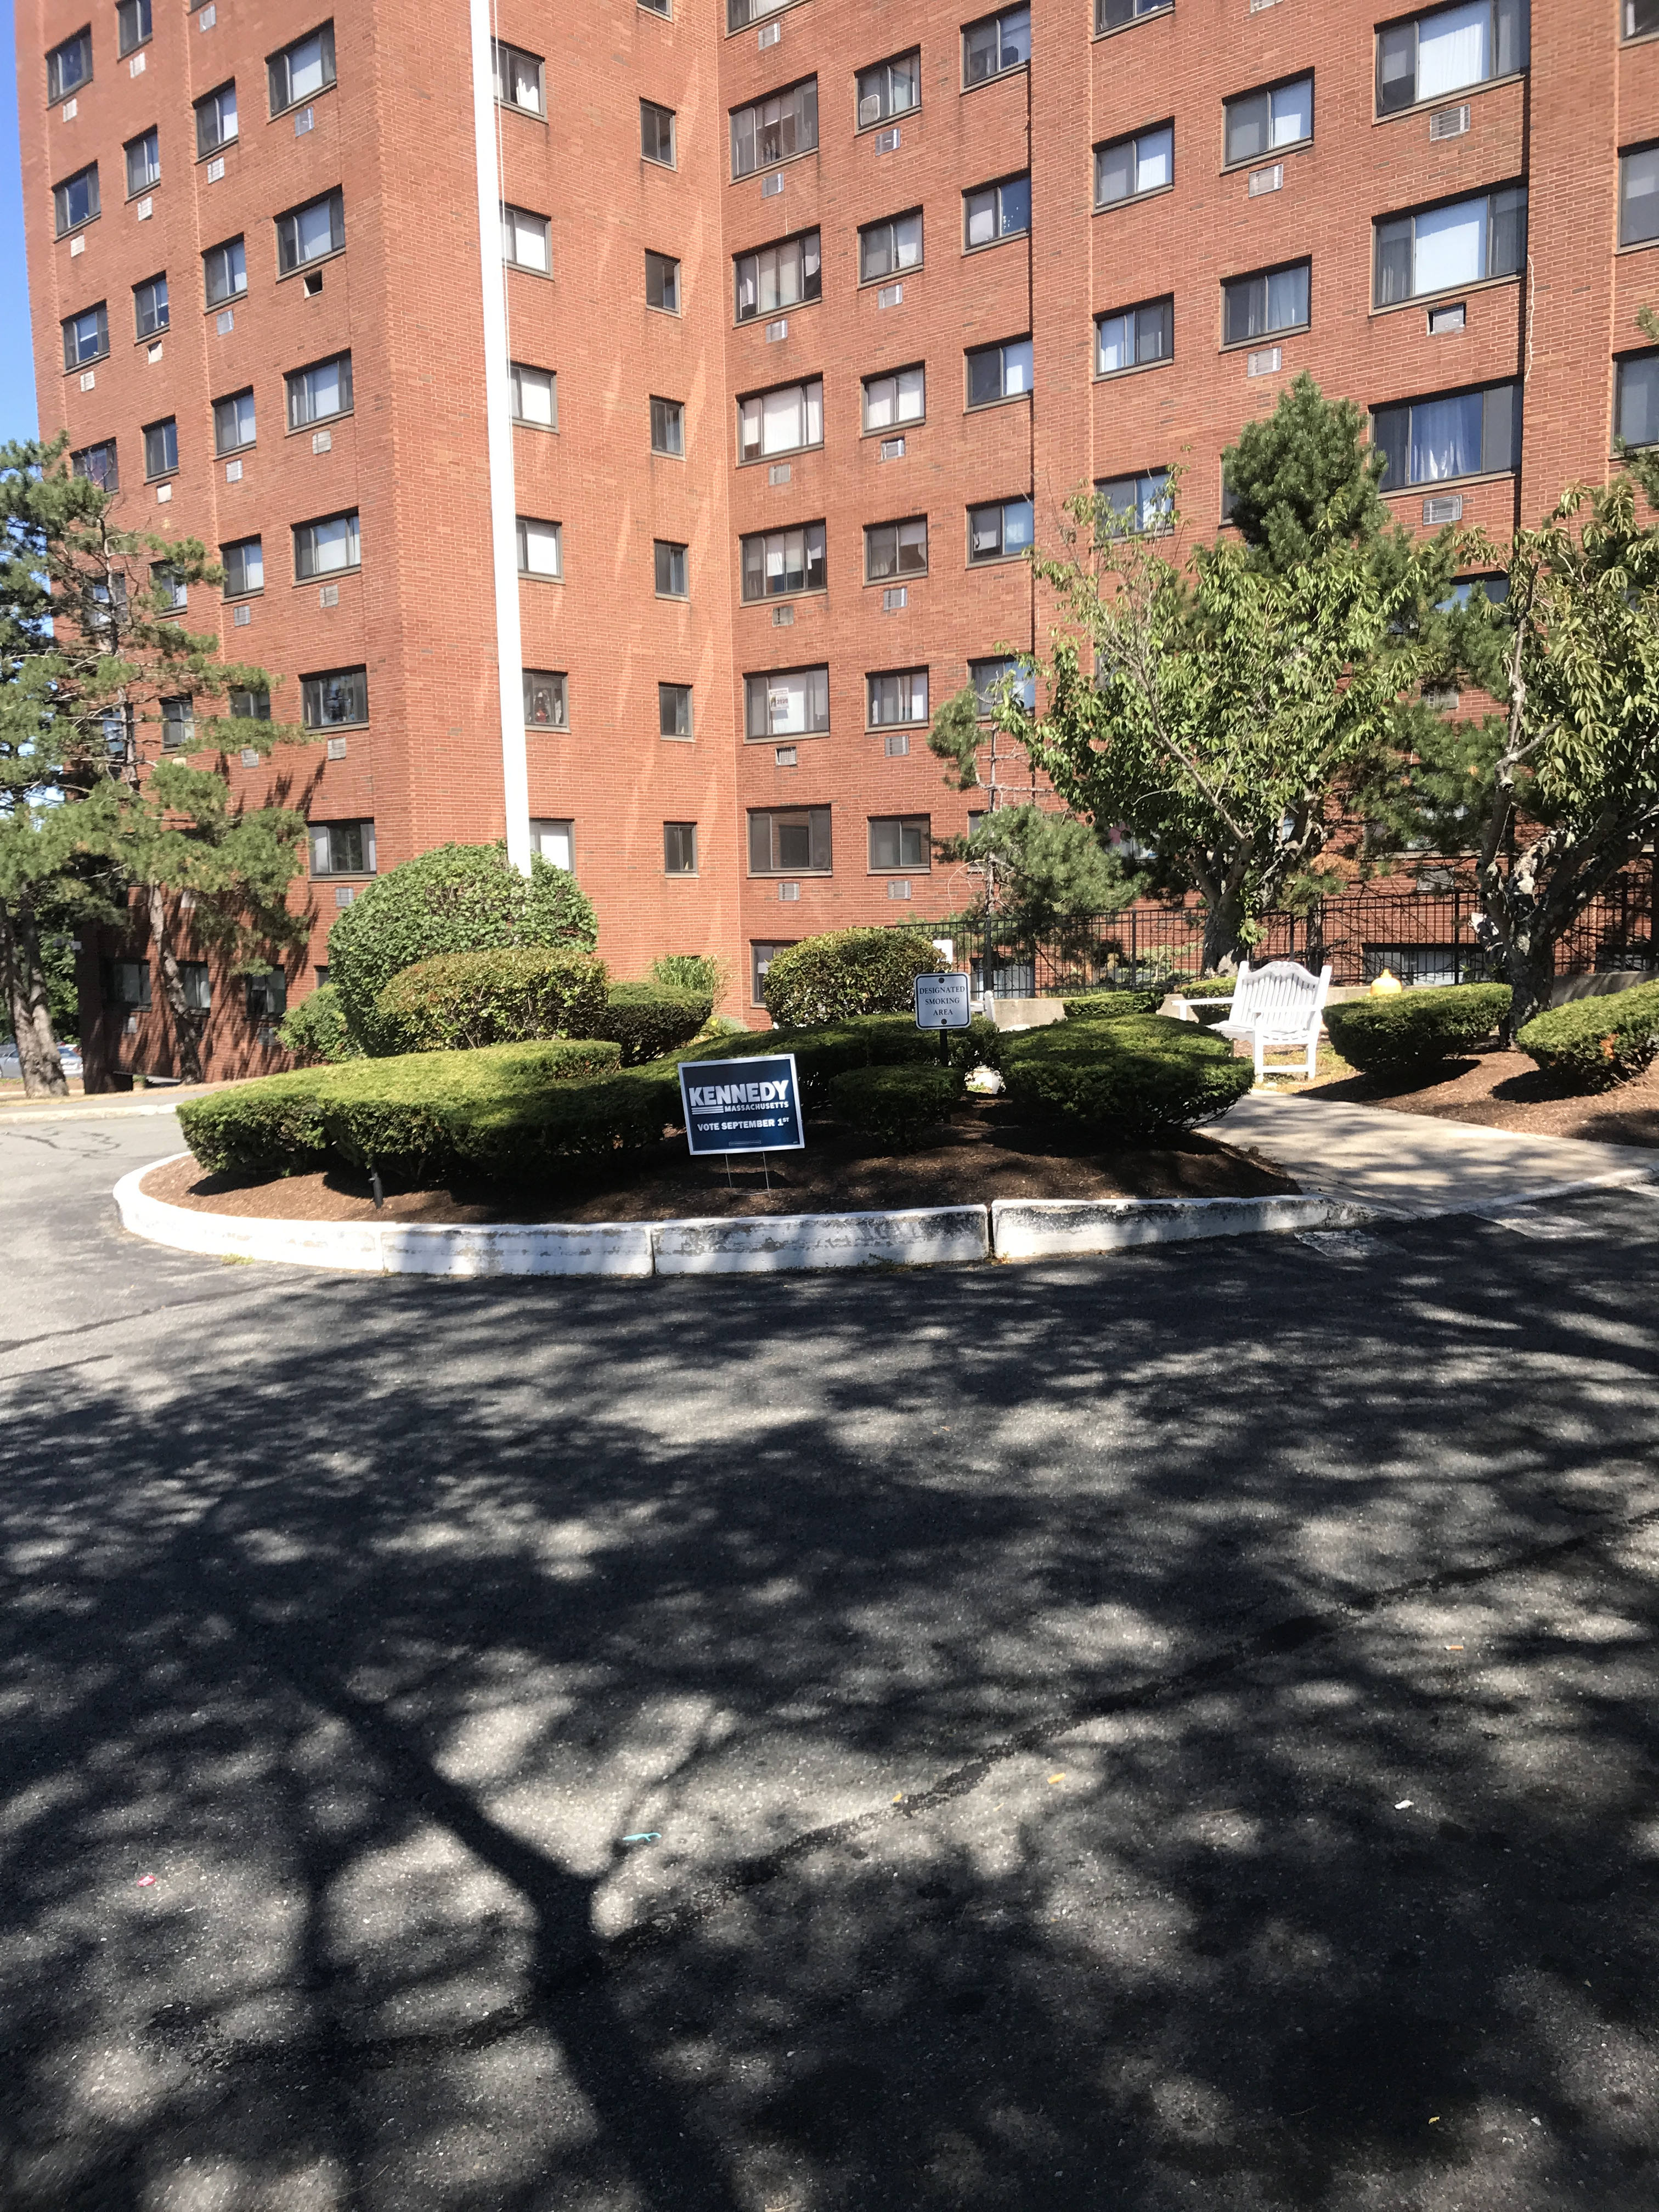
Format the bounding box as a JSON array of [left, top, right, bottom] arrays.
[[913, 970, 972, 1063], [678, 1055, 805, 1189]]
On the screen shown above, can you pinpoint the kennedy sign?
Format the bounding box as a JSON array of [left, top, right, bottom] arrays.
[[679, 1056, 805, 1155]]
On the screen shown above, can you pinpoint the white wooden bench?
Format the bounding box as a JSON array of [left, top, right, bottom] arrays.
[[1204, 960, 1333, 1082]]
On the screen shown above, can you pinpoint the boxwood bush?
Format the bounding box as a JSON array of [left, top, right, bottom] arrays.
[[178, 1039, 623, 1181], [1516, 980, 1659, 1091], [588, 982, 712, 1065], [1323, 983, 1511, 1075], [676, 1013, 935, 1111], [762, 928, 947, 1025], [1060, 988, 1165, 1020], [998, 1015, 1253, 1141], [373, 947, 608, 1054], [275, 983, 362, 1065], [828, 1063, 960, 1149]]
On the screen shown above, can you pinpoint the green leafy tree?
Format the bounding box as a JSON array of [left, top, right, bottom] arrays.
[[938, 803, 1140, 971], [0, 437, 310, 1089], [1222, 372, 1393, 569]]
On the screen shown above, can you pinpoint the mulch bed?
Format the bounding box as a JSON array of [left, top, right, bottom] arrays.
[[142, 1102, 1297, 1226], [1307, 1042, 1659, 1148]]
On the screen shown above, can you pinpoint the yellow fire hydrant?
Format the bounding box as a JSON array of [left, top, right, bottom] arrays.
[[1369, 969, 1403, 997]]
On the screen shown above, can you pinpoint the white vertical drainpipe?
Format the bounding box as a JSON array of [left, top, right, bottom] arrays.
[[469, 0, 531, 872]]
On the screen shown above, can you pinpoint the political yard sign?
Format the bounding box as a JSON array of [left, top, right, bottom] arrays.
[[679, 1056, 805, 1156]]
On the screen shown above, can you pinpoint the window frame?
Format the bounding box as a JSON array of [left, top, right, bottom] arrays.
[[865, 668, 930, 729], [131, 273, 168, 340], [1626, 0, 1659, 41], [308, 820, 376, 878], [47, 29, 94, 104], [1619, 143, 1659, 251], [640, 98, 677, 167], [963, 172, 1032, 252], [1372, 184, 1527, 308], [645, 249, 682, 313], [125, 127, 160, 199], [962, 6, 1031, 89], [62, 300, 110, 370], [523, 669, 569, 729], [276, 188, 346, 278], [744, 664, 831, 742], [499, 202, 551, 275], [733, 228, 822, 323], [966, 495, 1034, 566], [858, 208, 924, 286], [729, 77, 819, 180], [1096, 469, 1175, 537], [1096, 0, 1173, 30], [855, 49, 921, 131], [508, 360, 557, 430], [654, 540, 689, 597], [747, 806, 832, 876], [658, 683, 695, 741], [1369, 379, 1522, 490], [116, 0, 153, 61], [301, 667, 369, 729], [737, 376, 823, 465], [663, 821, 698, 875], [862, 363, 926, 435], [268, 22, 337, 117], [515, 517, 563, 579], [1375, 0, 1530, 120], [864, 516, 929, 584], [203, 235, 247, 307], [1093, 122, 1175, 209], [1220, 258, 1312, 348], [71, 440, 119, 492], [740, 521, 828, 602], [53, 163, 100, 238], [142, 416, 178, 482], [220, 535, 264, 599], [285, 352, 354, 431], [650, 395, 686, 457], [1221, 74, 1315, 170], [867, 814, 932, 873], [1094, 295, 1174, 380], [1615, 351, 1659, 449], [212, 387, 256, 455], [159, 695, 194, 752], [964, 336, 1033, 410], [490, 38, 544, 117], [292, 509, 362, 582], [969, 656, 1036, 716], [531, 817, 575, 869], [751, 941, 793, 1004], [194, 81, 239, 161]]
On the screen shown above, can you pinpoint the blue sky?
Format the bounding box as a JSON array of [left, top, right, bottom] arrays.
[[2, 0, 42, 445]]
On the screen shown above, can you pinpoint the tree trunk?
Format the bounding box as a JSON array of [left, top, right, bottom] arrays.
[[0, 896, 69, 1098], [145, 882, 207, 1084], [1200, 893, 1246, 975]]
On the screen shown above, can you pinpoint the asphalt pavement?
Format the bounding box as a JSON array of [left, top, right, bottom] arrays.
[[3, 1111, 1658, 2211]]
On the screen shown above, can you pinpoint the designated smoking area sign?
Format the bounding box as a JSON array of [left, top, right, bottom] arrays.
[[913, 972, 972, 1030], [679, 1056, 805, 1156]]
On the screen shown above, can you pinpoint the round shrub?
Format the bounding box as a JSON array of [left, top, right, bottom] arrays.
[[275, 983, 361, 1065], [763, 928, 946, 1026], [586, 983, 712, 1065], [1060, 988, 1164, 1020], [1323, 983, 1511, 1075], [828, 1063, 960, 1149], [1516, 980, 1659, 1091], [373, 947, 608, 1054], [178, 1070, 332, 1176], [326, 842, 599, 1055], [678, 1012, 937, 1111], [998, 1015, 1253, 1141]]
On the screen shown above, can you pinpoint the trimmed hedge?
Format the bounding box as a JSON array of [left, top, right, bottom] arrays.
[[828, 1063, 960, 1149], [275, 983, 362, 1066], [1516, 980, 1659, 1091], [1323, 983, 1511, 1074], [589, 983, 712, 1065], [373, 947, 608, 1054], [762, 928, 946, 1026], [1060, 989, 1164, 1020], [178, 1039, 624, 1181], [677, 1013, 935, 1111], [998, 1015, 1253, 1141]]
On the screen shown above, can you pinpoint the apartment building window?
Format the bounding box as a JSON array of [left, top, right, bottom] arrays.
[[213, 389, 255, 454], [863, 365, 924, 432], [492, 40, 543, 115], [640, 0, 671, 15], [867, 669, 928, 726], [641, 99, 676, 166], [1098, 0, 1171, 26], [1222, 259, 1311, 345], [105, 958, 151, 1008], [62, 302, 108, 370], [160, 696, 193, 750], [509, 362, 556, 427], [1096, 296, 1172, 377], [295, 510, 360, 578], [500, 204, 549, 274], [651, 396, 686, 455], [1375, 187, 1526, 304], [72, 440, 119, 490], [728, 0, 789, 27], [738, 378, 822, 462], [735, 230, 821, 321], [964, 175, 1030, 249], [302, 668, 368, 726], [731, 80, 818, 179], [47, 30, 93, 102], [746, 666, 829, 739], [229, 686, 270, 718], [968, 496, 1033, 563], [532, 819, 574, 868], [221, 535, 263, 596], [1619, 146, 1659, 248], [870, 816, 930, 871], [279, 189, 346, 274], [204, 236, 247, 305], [1627, 0, 1659, 36], [963, 7, 1030, 86], [654, 540, 689, 596], [1098, 469, 1173, 533], [1223, 76, 1312, 165], [195, 83, 238, 159], [1376, 1, 1528, 116], [524, 670, 568, 727], [151, 561, 187, 613], [750, 808, 831, 873], [1615, 354, 1659, 446], [126, 128, 160, 196], [857, 50, 920, 128], [117, 1, 151, 59], [247, 972, 287, 1023], [860, 210, 922, 282], [645, 250, 681, 312], [664, 822, 698, 873], [866, 517, 927, 580], [516, 518, 562, 577], [54, 166, 99, 238], [659, 683, 694, 738], [966, 337, 1032, 408], [970, 655, 1035, 714], [741, 521, 826, 600], [1095, 124, 1173, 206], [143, 419, 178, 480], [1371, 380, 1521, 486], [309, 821, 375, 876], [287, 353, 353, 427], [133, 274, 168, 338], [751, 941, 791, 1002], [269, 23, 336, 115]]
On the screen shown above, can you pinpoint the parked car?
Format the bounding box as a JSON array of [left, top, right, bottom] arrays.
[[1, 1042, 83, 1081]]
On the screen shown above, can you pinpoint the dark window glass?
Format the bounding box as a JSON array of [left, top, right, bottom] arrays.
[[276, 189, 345, 274], [730, 79, 819, 178], [62, 301, 108, 368], [865, 518, 928, 580], [309, 821, 375, 876], [740, 522, 827, 600], [1376, 1, 1529, 116], [160, 696, 193, 750], [664, 822, 698, 873], [195, 82, 238, 159], [748, 808, 832, 872], [1223, 76, 1313, 165], [489, 37, 540, 114], [964, 174, 1030, 249], [287, 354, 354, 427], [47, 30, 93, 101], [221, 537, 263, 596], [71, 440, 119, 490], [125, 129, 160, 195], [294, 512, 360, 578], [1370, 381, 1521, 486], [856, 52, 920, 127], [1621, 146, 1659, 247], [963, 7, 1030, 86], [1094, 126, 1173, 206], [745, 667, 830, 738], [654, 540, 689, 596], [1617, 354, 1659, 447], [641, 99, 675, 165], [229, 687, 270, 719], [53, 165, 99, 235], [1095, 297, 1172, 374], [1628, 0, 1659, 36], [967, 498, 1034, 562], [1374, 188, 1527, 306], [117, 1, 152, 59], [734, 230, 821, 321], [645, 251, 681, 312], [302, 668, 369, 727], [966, 338, 1032, 407], [869, 816, 930, 870], [1222, 261, 1310, 344], [143, 419, 177, 479], [659, 683, 693, 738], [859, 211, 923, 283], [204, 237, 247, 304], [212, 389, 255, 453], [523, 670, 568, 727], [650, 396, 685, 455], [269, 22, 336, 113], [969, 657, 1035, 714], [1098, 0, 1171, 25], [1096, 470, 1173, 534], [133, 274, 168, 338]]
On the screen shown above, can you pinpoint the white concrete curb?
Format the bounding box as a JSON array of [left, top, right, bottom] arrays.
[[654, 1205, 989, 1274], [991, 1192, 1381, 1260]]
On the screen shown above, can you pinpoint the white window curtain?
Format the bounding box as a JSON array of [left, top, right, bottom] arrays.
[[1413, 196, 1486, 292], [1410, 392, 1483, 482], [1135, 128, 1173, 194], [1271, 80, 1312, 145], [1417, 2, 1491, 99]]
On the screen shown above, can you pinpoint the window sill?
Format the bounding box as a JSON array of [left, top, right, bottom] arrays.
[[964, 391, 1032, 415], [65, 353, 111, 375], [49, 76, 95, 108], [1370, 272, 1519, 318], [749, 871, 832, 879], [1093, 354, 1172, 385], [1093, 182, 1175, 216], [278, 246, 346, 284], [736, 297, 824, 331], [642, 155, 678, 173], [665, 872, 700, 880], [746, 731, 828, 743], [864, 572, 927, 587], [145, 471, 179, 487], [1092, 5, 1173, 42], [1615, 235, 1659, 257], [55, 215, 101, 244], [855, 105, 921, 136], [861, 415, 926, 437], [1380, 467, 1515, 499], [731, 146, 817, 185], [866, 725, 927, 737], [495, 99, 548, 127], [966, 551, 1029, 569], [195, 141, 240, 167], [868, 869, 932, 878], [742, 588, 828, 607], [654, 591, 690, 603], [1218, 320, 1310, 354], [134, 328, 170, 346], [1373, 71, 1525, 126], [125, 184, 161, 205], [216, 444, 255, 461], [858, 266, 923, 290], [311, 874, 376, 884], [503, 260, 555, 281], [223, 590, 265, 603], [510, 415, 557, 432], [961, 230, 1029, 258], [204, 292, 250, 316], [271, 82, 338, 123], [1220, 136, 1311, 176], [738, 443, 823, 467], [517, 570, 564, 584], [961, 62, 1029, 96], [286, 411, 354, 437], [294, 566, 362, 586], [723, 0, 810, 40]]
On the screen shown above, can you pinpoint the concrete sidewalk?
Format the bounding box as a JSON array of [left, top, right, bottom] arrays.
[[1224, 1090, 1659, 1217]]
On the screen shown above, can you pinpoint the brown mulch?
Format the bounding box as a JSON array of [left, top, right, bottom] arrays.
[[1307, 1043, 1659, 1148], [143, 1105, 1298, 1226]]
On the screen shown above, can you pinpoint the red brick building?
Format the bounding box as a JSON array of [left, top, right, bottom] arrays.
[[14, 0, 1659, 1073]]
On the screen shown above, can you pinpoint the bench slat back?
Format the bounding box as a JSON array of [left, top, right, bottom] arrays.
[[1231, 961, 1329, 1032]]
